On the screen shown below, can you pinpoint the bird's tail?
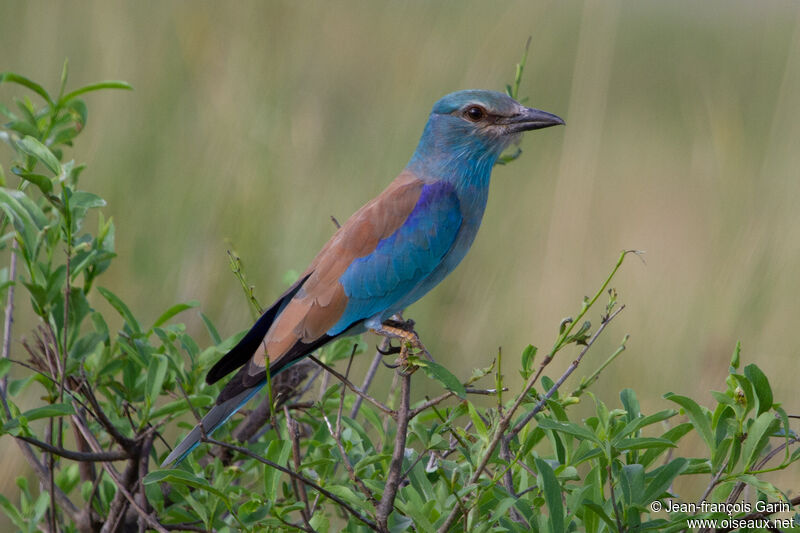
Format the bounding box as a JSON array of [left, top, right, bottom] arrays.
[[160, 382, 265, 467]]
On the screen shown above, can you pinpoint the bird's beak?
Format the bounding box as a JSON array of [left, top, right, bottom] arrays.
[[505, 107, 565, 133]]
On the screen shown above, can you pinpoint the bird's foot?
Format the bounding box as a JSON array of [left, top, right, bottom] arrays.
[[371, 319, 433, 372]]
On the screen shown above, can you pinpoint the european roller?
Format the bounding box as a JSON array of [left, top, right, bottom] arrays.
[[161, 90, 563, 466]]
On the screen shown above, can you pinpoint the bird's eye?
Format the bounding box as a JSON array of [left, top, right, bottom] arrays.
[[464, 106, 486, 122]]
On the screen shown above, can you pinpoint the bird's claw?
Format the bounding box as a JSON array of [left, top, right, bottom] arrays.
[[376, 343, 401, 356]]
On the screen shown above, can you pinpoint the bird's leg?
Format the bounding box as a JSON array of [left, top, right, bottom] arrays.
[[371, 318, 434, 364]]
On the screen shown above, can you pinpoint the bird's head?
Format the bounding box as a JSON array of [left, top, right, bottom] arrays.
[[408, 90, 564, 185]]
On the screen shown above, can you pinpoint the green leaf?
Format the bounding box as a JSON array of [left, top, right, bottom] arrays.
[[0, 72, 53, 104], [620, 388, 640, 421], [145, 354, 169, 408], [614, 410, 677, 442], [200, 312, 222, 345], [150, 395, 214, 419], [467, 402, 488, 441], [97, 287, 141, 334], [582, 501, 617, 531], [744, 364, 773, 415], [69, 191, 106, 210], [16, 136, 62, 176], [731, 474, 786, 501], [10, 168, 52, 194], [535, 458, 564, 533], [152, 301, 199, 329], [60, 81, 132, 104], [0, 494, 26, 531], [0, 359, 11, 380], [521, 344, 537, 377], [2, 403, 75, 433], [409, 356, 466, 399], [143, 470, 230, 507], [729, 340, 741, 370], [537, 418, 600, 444], [664, 393, 713, 453], [641, 458, 688, 503], [741, 412, 779, 470], [263, 440, 291, 500], [615, 437, 677, 451]]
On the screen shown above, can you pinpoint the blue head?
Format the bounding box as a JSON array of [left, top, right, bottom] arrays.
[[407, 90, 564, 190]]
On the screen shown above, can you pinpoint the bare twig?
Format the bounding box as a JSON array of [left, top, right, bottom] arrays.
[[1, 239, 17, 393], [350, 337, 390, 419], [376, 364, 412, 531], [409, 387, 508, 419], [18, 435, 130, 462], [284, 405, 312, 529]]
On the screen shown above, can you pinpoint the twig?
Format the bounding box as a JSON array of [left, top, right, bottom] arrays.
[[79, 379, 136, 451], [508, 306, 626, 439], [308, 355, 393, 416], [409, 387, 508, 419], [17, 435, 129, 462], [376, 365, 412, 531], [203, 436, 378, 531], [284, 405, 312, 529], [1, 239, 17, 393], [698, 459, 728, 505], [350, 338, 390, 419], [608, 465, 624, 532]]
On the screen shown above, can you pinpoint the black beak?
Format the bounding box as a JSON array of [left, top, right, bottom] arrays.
[[506, 107, 565, 133]]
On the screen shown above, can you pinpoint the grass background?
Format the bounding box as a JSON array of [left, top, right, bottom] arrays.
[[1, 0, 799, 522]]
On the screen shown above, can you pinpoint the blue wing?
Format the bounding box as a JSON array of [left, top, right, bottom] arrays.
[[327, 181, 462, 335]]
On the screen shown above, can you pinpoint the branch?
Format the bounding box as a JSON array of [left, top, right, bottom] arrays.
[[284, 405, 313, 530], [409, 387, 507, 419], [376, 365, 412, 531], [17, 435, 130, 462], [1, 239, 17, 396]]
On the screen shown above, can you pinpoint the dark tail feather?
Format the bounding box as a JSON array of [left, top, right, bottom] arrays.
[[206, 274, 310, 385], [160, 382, 265, 467]]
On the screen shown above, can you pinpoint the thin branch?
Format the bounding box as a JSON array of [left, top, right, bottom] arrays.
[[376, 364, 412, 531], [608, 465, 624, 532], [1, 239, 17, 393], [18, 435, 130, 462], [203, 436, 378, 531], [409, 387, 507, 419], [350, 338, 390, 419], [79, 378, 136, 451], [284, 405, 313, 530]]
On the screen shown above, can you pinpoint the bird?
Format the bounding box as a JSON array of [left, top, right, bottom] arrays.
[[161, 89, 563, 467]]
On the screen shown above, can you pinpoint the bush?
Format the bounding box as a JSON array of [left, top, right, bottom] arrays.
[[0, 64, 798, 533]]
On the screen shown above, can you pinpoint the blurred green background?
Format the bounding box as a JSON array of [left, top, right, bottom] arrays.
[[2, 0, 799, 521]]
